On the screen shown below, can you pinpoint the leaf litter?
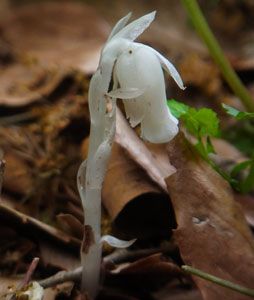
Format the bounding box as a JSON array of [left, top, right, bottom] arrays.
[[0, 1, 254, 299]]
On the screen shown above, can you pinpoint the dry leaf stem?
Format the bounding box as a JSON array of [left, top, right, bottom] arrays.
[[181, 0, 254, 112], [182, 265, 254, 298]]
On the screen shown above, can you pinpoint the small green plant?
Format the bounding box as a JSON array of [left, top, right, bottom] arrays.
[[222, 104, 254, 120], [167, 100, 254, 193], [222, 104, 254, 193]]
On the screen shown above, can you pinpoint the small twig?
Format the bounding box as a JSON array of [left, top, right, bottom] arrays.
[[19, 257, 40, 288], [39, 267, 82, 289], [39, 244, 175, 289], [181, 0, 254, 112], [182, 265, 254, 298], [103, 243, 176, 264], [0, 111, 38, 126]]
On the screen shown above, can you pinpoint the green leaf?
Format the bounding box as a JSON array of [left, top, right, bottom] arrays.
[[222, 103, 254, 120], [167, 99, 254, 193], [167, 99, 189, 118], [195, 140, 208, 159], [241, 160, 254, 193], [231, 160, 252, 178], [183, 107, 220, 137], [206, 136, 216, 154], [168, 99, 220, 138]]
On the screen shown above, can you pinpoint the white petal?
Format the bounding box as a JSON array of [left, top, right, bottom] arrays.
[[141, 107, 179, 143], [113, 11, 156, 42], [141, 44, 185, 90], [123, 98, 146, 127], [101, 235, 136, 248], [106, 12, 132, 42], [107, 87, 146, 99], [114, 44, 149, 127], [114, 44, 179, 143]]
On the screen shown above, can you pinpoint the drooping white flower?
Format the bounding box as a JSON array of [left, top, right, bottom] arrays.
[[113, 43, 184, 143], [102, 12, 185, 143]]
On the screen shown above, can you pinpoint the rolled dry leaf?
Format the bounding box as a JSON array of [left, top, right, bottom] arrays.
[[165, 133, 254, 300], [103, 142, 174, 239]]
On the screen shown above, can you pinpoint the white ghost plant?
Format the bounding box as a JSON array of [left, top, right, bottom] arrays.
[[77, 11, 185, 299]]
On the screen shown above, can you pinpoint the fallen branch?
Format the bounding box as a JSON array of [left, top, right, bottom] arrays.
[[39, 267, 82, 289]]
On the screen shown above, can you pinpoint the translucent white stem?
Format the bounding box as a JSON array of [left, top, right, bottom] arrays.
[[77, 86, 116, 298]]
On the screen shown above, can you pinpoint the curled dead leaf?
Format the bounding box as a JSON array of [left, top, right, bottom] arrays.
[[102, 142, 174, 239]]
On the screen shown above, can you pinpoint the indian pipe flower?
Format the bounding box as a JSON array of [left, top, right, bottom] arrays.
[[78, 11, 185, 299], [106, 13, 185, 143]]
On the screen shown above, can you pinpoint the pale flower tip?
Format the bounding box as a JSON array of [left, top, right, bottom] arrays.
[[141, 118, 179, 144], [150, 10, 157, 18]]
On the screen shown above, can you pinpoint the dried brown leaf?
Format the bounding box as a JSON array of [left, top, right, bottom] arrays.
[[0, 1, 109, 106], [102, 142, 172, 239], [56, 213, 84, 240], [165, 133, 254, 300], [236, 194, 254, 228], [3, 150, 33, 195], [39, 240, 80, 271], [109, 253, 182, 291], [2, 2, 109, 73], [115, 108, 175, 191]]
